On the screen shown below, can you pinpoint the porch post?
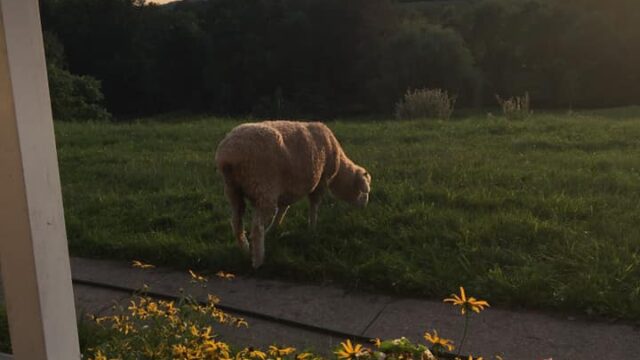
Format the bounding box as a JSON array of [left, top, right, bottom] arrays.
[[0, 0, 81, 359]]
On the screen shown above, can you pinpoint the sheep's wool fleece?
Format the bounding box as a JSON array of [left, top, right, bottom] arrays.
[[215, 120, 347, 206]]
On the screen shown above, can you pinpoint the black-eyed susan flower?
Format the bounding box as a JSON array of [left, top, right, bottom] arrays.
[[89, 314, 109, 324], [424, 330, 454, 351], [132, 260, 155, 269], [370, 338, 381, 348], [93, 350, 107, 360], [268, 345, 296, 357], [202, 339, 231, 358], [443, 287, 490, 315], [200, 326, 212, 340], [189, 324, 200, 337], [238, 347, 267, 360], [335, 339, 365, 359]]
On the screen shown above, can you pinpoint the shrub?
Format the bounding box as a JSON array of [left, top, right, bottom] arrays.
[[368, 21, 478, 113], [395, 88, 456, 120], [48, 64, 112, 121], [44, 32, 111, 121], [496, 92, 532, 120]]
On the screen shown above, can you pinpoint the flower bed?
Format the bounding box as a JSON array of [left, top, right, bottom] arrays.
[[85, 261, 493, 360]]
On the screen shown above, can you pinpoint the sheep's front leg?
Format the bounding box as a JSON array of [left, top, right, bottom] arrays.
[[250, 205, 276, 269], [308, 187, 326, 229], [224, 185, 249, 253]]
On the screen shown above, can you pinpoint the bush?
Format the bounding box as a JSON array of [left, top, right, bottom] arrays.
[[395, 88, 456, 120], [44, 32, 111, 121], [48, 65, 112, 121], [495, 92, 532, 120], [367, 21, 478, 113]]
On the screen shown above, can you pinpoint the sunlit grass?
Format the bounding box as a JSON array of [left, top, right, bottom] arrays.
[[57, 108, 640, 320]]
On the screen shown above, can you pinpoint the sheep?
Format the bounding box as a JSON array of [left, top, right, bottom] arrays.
[[215, 120, 372, 268]]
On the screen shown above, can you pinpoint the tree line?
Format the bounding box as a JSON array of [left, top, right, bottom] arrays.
[[40, 0, 640, 120]]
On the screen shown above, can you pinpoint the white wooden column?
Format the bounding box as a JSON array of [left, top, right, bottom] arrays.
[[0, 0, 80, 358]]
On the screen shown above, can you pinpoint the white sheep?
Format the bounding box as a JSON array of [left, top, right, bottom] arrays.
[[215, 120, 372, 268]]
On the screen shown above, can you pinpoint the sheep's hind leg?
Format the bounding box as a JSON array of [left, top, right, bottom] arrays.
[[225, 185, 249, 253], [250, 205, 276, 269], [308, 186, 326, 230]]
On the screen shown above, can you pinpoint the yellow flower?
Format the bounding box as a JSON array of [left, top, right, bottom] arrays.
[[335, 339, 364, 359], [172, 344, 188, 357], [128, 300, 148, 319], [268, 345, 296, 357], [132, 260, 155, 269], [121, 322, 135, 335], [370, 338, 381, 348], [90, 315, 109, 324], [200, 326, 213, 340], [296, 353, 313, 360], [216, 271, 236, 280], [424, 330, 454, 351], [189, 269, 208, 283], [93, 350, 107, 360], [443, 287, 490, 315], [190, 325, 200, 337], [111, 315, 135, 335], [238, 347, 267, 360], [187, 347, 203, 359], [161, 300, 178, 315], [146, 301, 164, 316]]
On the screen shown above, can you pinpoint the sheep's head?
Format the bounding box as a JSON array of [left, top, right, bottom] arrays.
[[330, 164, 372, 208]]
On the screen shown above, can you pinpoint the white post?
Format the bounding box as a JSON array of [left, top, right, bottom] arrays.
[[0, 0, 81, 359]]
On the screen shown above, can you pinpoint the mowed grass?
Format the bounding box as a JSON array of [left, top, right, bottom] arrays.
[[57, 108, 640, 320]]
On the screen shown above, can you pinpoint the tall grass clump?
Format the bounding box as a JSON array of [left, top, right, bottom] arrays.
[[496, 92, 532, 120], [395, 88, 456, 120]]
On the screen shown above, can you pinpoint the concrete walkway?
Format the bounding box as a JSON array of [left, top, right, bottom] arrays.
[[69, 257, 639, 360]]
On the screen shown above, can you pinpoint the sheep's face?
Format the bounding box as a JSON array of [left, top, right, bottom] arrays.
[[330, 165, 372, 207], [334, 166, 371, 208], [353, 167, 371, 207]]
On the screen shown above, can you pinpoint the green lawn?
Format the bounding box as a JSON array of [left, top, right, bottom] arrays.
[[57, 108, 640, 320]]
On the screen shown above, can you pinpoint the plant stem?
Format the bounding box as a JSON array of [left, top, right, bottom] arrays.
[[457, 312, 470, 356]]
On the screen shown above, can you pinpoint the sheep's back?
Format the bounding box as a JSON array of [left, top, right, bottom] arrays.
[[216, 121, 340, 205]]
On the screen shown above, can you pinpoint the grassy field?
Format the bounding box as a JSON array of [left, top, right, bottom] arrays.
[[56, 108, 640, 320]]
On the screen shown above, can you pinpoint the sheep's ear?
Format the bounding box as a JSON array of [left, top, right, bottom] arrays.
[[355, 170, 370, 193]]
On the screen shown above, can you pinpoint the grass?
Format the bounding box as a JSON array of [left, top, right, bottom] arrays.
[[56, 109, 640, 321]]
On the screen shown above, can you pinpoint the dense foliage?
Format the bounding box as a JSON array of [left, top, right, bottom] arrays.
[[39, 0, 640, 119], [43, 31, 111, 121]]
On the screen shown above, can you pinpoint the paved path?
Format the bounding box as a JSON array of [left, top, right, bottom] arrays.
[[67, 257, 640, 359]]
